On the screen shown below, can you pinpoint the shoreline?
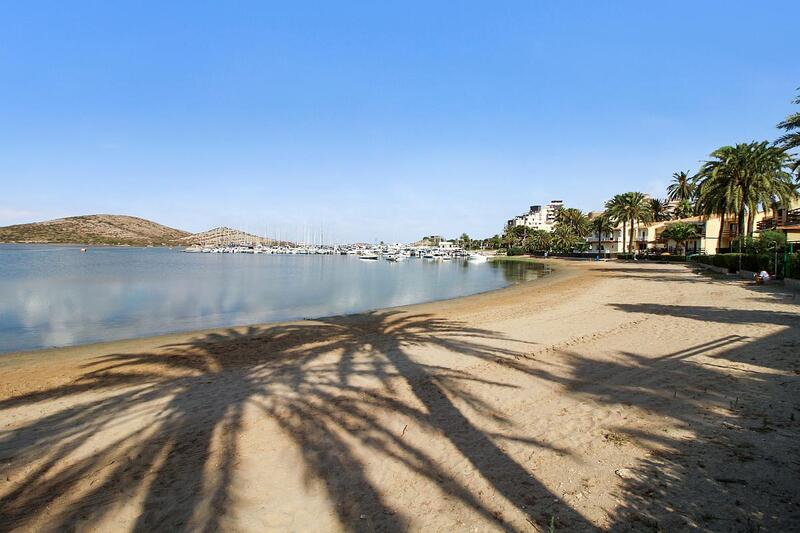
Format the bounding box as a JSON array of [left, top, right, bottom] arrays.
[[2, 259, 797, 531], [0, 256, 564, 361]]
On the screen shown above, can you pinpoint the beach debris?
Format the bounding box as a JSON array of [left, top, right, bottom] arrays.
[[603, 432, 628, 446], [614, 468, 645, 482]]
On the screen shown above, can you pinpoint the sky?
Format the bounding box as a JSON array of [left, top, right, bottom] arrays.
[[1, 1, 799, 243]]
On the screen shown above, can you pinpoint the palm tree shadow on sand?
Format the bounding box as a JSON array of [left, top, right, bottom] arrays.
[[524, 303, 800, 531], [0, 311, 597, 532]]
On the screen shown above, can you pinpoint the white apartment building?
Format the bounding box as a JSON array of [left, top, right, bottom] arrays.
[[507, 200, 564, 231]]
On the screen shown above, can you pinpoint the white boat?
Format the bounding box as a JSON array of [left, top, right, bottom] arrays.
[[385, 254, 406, 262], [359, 253, 379, 261], [467, 254, 488, 263]]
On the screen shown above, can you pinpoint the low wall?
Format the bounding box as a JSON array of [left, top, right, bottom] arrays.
[[739, 269, 757, 280], [785, 278, 800, 290], [693, 262, 731, 275]]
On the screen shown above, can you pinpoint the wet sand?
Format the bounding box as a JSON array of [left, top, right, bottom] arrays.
[[1, 259, 798, 531]]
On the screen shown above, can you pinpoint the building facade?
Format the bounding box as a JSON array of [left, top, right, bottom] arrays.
[[507, 200, 563, 232], [584, 198, 800, 255]]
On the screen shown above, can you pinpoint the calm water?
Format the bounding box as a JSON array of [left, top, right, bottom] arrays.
[[0, 245, 547, 353]]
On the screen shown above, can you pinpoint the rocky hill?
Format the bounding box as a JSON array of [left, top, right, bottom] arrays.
[[0, 215, 190, 246], [177, 227, 275, 246]]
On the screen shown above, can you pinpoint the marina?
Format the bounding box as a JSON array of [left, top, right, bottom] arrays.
[[0, 244, 545, 354]]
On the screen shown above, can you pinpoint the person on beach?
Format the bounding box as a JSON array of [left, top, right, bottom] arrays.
[[754, 270, 771, 284]]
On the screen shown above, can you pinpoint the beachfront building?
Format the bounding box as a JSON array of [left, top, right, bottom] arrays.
[[582, 198, 800, 255], [757, 202, 800, 244], [507, 200, 563, 231]]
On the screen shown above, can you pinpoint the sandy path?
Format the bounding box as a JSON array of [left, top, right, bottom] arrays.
[[1, 260, 798, 532]]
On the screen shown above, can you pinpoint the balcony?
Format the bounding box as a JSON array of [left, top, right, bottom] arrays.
[[757, 208, 800, 231]]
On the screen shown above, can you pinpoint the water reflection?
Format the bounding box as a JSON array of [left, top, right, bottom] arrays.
[[0, 246, 547, 353]]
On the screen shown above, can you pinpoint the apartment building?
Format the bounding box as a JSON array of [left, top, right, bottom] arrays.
[[507, 200, 564, 232]]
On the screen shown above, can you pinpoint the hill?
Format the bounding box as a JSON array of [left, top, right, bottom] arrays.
[[0, 215, 190, 246], [177, 227, 276, 246]]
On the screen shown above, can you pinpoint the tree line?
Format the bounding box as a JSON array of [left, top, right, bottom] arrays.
[[489, 88, 800, 255]]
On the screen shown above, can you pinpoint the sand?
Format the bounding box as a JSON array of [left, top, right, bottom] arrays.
[[1, 259, 798, 532]]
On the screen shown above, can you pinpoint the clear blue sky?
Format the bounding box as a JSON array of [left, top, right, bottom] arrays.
[[1, 1, 798, 243]]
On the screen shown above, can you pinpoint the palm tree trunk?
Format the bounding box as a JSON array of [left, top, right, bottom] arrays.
[[629, 220, 636, 254], [716, 209, 725, 253], [621, 221, 626, 255], [738, 203, 746, 240]]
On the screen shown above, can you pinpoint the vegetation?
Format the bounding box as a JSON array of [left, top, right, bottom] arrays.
[[605, 192, 652, 253], [649, 198, 671, 222], [590, 213, 615, 253], [694, 142, 796, 238], [493, 89, 800, 263], [667, 171, 694, 203], [524, 229, 551, 253], [660, 222, 700, 255], [553, 208, 590, 238], [776, 87, 800, 173]]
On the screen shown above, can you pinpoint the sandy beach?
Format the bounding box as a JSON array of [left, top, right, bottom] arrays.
[[1, 259, 798, 532]]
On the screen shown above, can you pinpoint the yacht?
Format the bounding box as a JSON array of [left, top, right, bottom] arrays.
[[467, 253, 488, 263]]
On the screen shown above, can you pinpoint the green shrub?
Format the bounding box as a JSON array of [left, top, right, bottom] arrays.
[[692, 253, 741, 272], [693, 253, 783, 274], [740, 254, 771, 273], [506, 246, 527, 256], [787, 253, 800, 279]]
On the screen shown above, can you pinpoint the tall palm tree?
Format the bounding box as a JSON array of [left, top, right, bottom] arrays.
[[605, 194, 629, 253], [667, 171, 694, 202], [550, 224, 579, 252], [554, 207, 591, 239], [661, 222, 700, 256], [695, 142, 797, 238], [525, 229, 551, 252], [694, 174, 731, 253], [605, 192, 651, 253], [776, 87, 800, 173], [673, 199, 695, 219], [590, 213, 615, 253], [649, 198, 671, 222]]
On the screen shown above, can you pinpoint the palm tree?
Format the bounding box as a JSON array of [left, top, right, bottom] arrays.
[[673, 199, 695, 219], [649, 198, 671, 222], [589, 213, 615, 254], [550, 224, 579, 252], [554, 207, 590, 239], [525, 229, 550, 253], [695, 142, 797, 238], [661, 222, 700, 256], [694, 179, 727, 253], [776, 87, 800, 173], [667, 171, 694, 202], [605, 192, 651, 253], [605, 195, 628, 253]]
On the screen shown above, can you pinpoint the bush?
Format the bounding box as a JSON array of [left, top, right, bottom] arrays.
[[693, 253, 777, 274], [787, 253, 800, 279], [616, 253, 687, 262], [506, 247, 527, 256], [740, 254, 771, 273], [692, 253, 741, 272]]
